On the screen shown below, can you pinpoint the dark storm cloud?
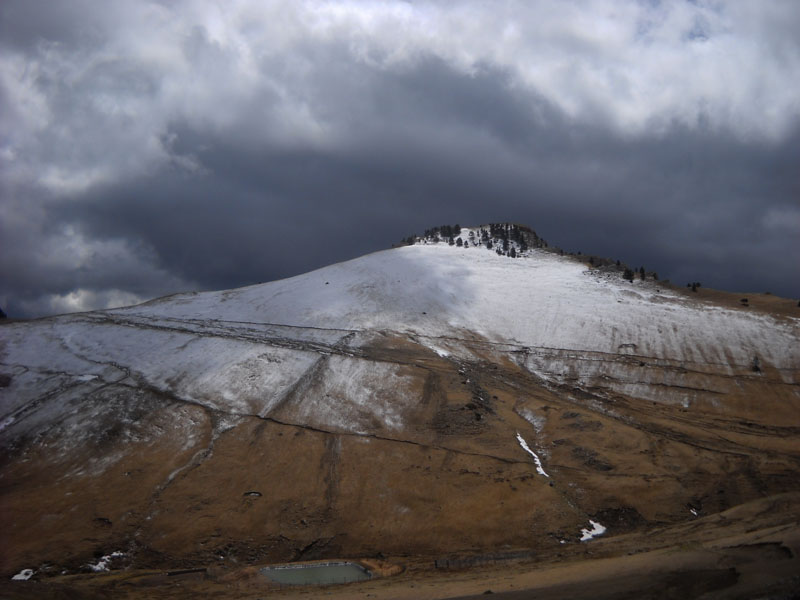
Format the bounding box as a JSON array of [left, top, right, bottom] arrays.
[[1, 1, 799, 317]]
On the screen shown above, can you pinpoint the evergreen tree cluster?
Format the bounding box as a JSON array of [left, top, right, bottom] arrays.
[[401, 222, 551, 260], [584, 255, 660, 285], [483, 224, 524, 256], [620, 265, 660, 283], [423, 224, 461, 243], [485, 223, 530, 251], [482, 223, 548, 255]]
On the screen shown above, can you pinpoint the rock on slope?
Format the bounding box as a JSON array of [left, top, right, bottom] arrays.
[[1, 226, 798, 578]]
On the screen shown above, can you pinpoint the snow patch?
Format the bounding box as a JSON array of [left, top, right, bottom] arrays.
[[11, 569, 34, 581], [516, 432, 549, 477], [216, 413, 243, 434], [580, 520, 607, 541], [86, 551, 125, 572]]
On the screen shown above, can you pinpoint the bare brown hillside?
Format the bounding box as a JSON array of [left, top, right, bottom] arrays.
[[3, 329, 799, 592]]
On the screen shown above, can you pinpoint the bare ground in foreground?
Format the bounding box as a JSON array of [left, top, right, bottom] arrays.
[[3, 493, 798, 599]]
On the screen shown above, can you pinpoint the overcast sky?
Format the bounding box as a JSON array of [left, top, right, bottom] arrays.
[[1, 0, 799, 318]]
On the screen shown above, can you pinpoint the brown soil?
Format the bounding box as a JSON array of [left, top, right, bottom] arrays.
[[2, 493, 798, 599]]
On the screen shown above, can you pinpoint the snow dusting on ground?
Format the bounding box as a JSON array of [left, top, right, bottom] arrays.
[[517, 407, 546, 436], [276, 355, 417, 434]]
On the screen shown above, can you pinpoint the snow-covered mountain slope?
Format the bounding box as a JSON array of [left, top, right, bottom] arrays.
[[4, 234, 795, 439], [124, 236, 796, 367], [1, 226, 799, 578]]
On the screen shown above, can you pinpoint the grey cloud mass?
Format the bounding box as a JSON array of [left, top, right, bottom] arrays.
[[1, 0, 799, 318]]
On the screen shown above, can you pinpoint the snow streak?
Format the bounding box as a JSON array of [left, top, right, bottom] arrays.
[[516, 432, 549, 477]]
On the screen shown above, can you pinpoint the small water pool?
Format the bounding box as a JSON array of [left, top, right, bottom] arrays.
[[260, 561, 372, 585]]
